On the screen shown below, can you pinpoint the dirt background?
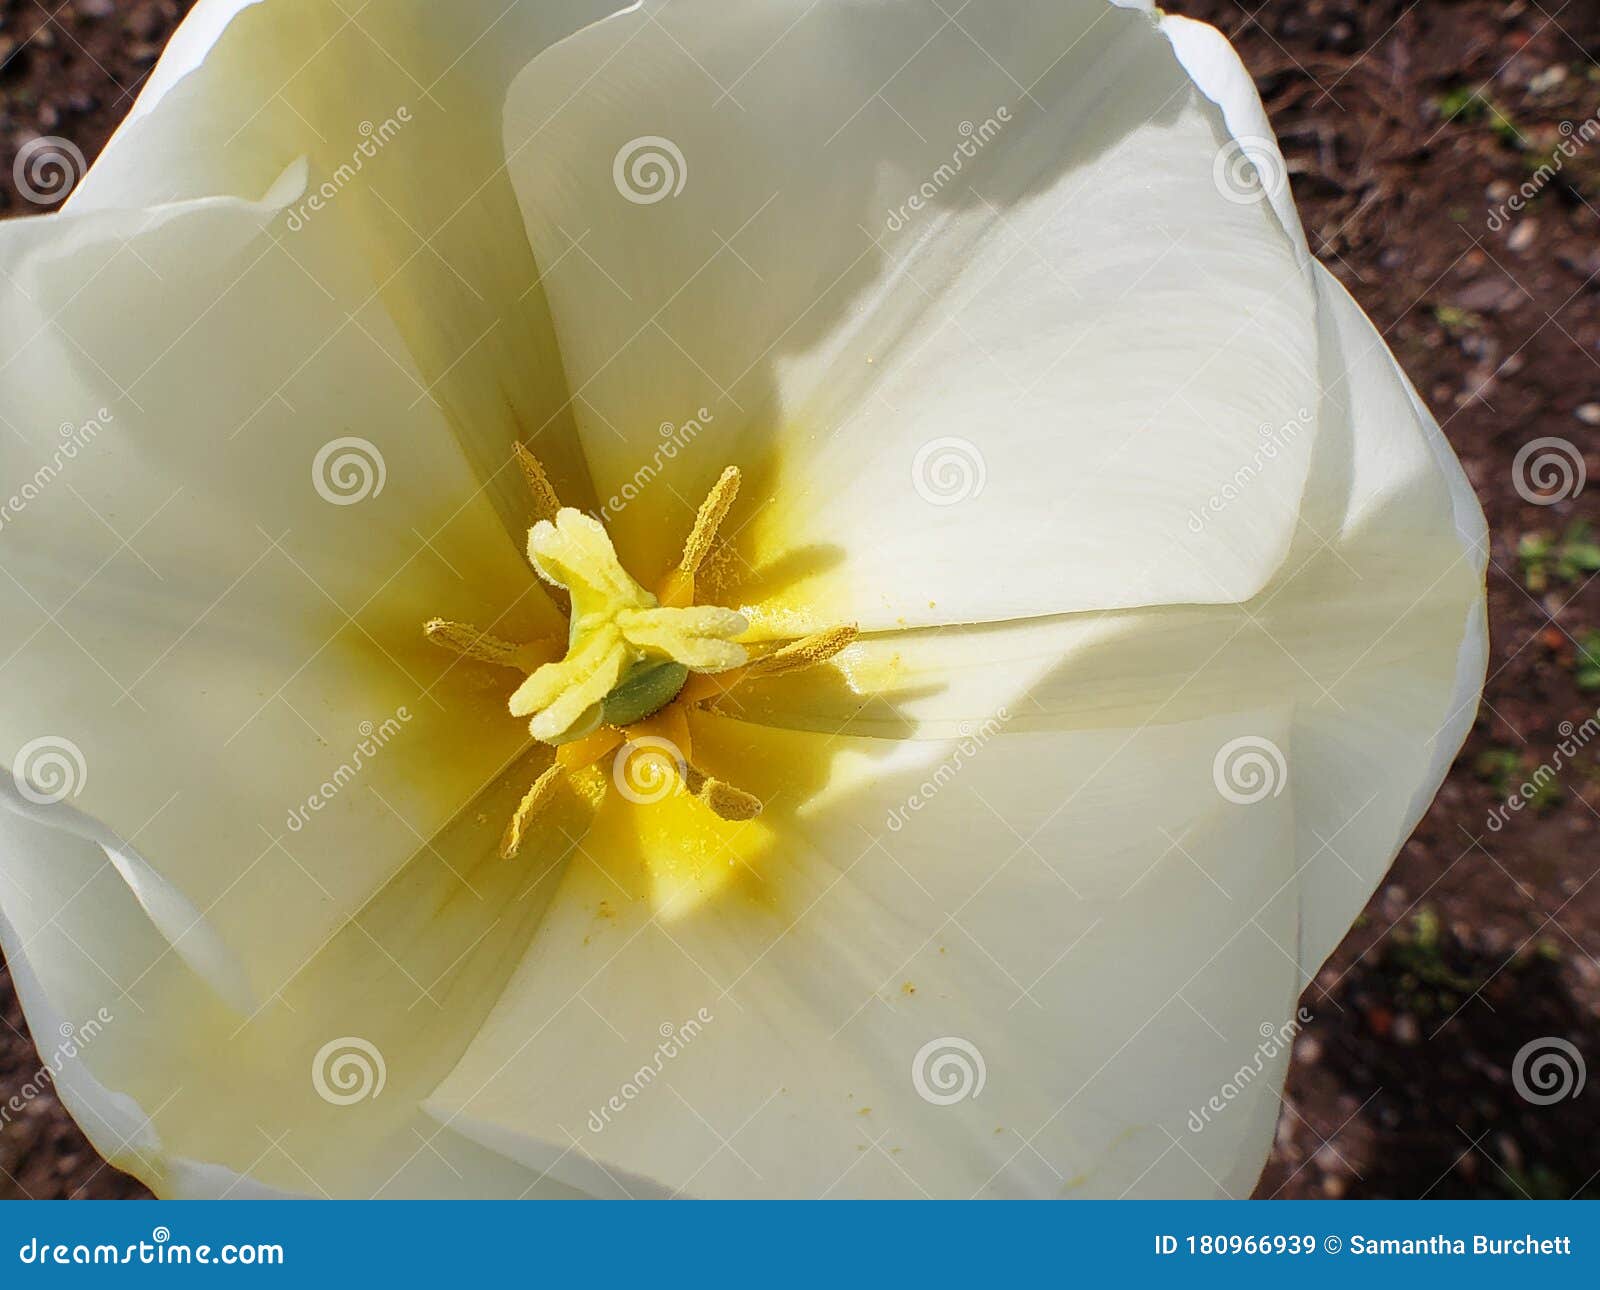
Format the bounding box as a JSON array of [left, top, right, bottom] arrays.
[[0, 0, 1596, 1200]]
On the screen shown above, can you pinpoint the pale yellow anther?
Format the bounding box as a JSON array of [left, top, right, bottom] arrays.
[[678, 466, 740, 578], [686, 766, 763, 822], [501, 763, 564, 858], [424, 619, 562, 672], [747, 625, 860, 678]]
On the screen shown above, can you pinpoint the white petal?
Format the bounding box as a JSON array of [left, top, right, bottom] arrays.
[[0, 775, 588, 1197], [727, 260, 1486, 984], [0, 186, 547, 1003], [506, 0, 1319, 630], [424, 709, 1301, 1198], [75, 0, 635, 530]]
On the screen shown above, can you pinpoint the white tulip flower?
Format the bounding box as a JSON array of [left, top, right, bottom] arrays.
[[0, 0, 1485, 1199]]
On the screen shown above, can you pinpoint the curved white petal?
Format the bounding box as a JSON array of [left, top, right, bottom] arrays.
[[0, 774, 588, 1197], [505, 0, 1319, 631], [74, 0, 636, 528], [728, 259, 1486, 980], [0, 185, 549, 1004], [424, 708, 1301, 1198]]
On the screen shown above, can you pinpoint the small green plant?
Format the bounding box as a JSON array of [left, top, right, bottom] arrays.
[[1473, 747, 1562, 810], [1518, 522, 1600, 593], [1434, 304, 1483, 337], [1576, 630, 1600, 692], [1436, 86, 1489, 124]]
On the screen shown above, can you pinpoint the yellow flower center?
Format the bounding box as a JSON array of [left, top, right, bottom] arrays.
[[424, 450, 857, 860]]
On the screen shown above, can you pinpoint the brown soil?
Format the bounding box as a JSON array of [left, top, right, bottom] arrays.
[[1, 0, 1597, 1200]]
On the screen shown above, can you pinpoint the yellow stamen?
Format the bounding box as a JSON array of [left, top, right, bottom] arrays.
[[675, 625, 860, 705], [680, 467, 741, 577], [747, 624, 860, 677], [424, 618, 562, 671], [513, 443, 569, 614], [501, 763, 563, 858], [513, 441, 563, 526], [686, 766, 763, 821]]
